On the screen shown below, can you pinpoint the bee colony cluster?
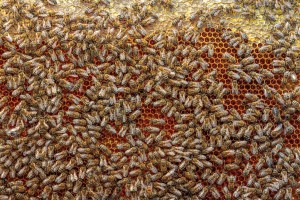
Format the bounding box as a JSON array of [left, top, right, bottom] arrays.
[[1, 0, 300, 199]]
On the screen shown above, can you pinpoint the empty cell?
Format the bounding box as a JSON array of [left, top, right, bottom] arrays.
[[225, 99, 231, 105], [149, 40, 155, 45], [137, 118, 143, 124], [238, 105, 244, 110], [199, 37, 205, 42], [208, 58, 214, 63], [3, 91, 8, 96], [201, 53, 208, 58], [153, 113, 159, 118], [147, 113, 154, 118], [143, 118, 150, 124], [165, 124, 171, 129], [211, 63, 217, 68], [227, 94, 233, 99], [275, 79, 281, 85], [265, 59, 272, 64], [259, 58, 265, 64], [286, 144, 292, 148]]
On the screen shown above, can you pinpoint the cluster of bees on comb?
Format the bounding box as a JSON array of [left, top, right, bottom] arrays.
[[1, 0, 300, 199]]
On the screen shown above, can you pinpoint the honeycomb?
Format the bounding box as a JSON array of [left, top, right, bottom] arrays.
[[0, 0, 300, 199]]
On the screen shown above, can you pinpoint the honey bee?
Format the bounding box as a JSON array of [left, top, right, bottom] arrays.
[[243, 161, 253, 176], [274, 47, 287, 57], [272, 66, 285, 74], [209, 155, 223, 165], [41, 174, 55, 186], [203, 185, 217, 199], [227, 70, 241, 80], [41, 186, 52, 199], [284, 187, 292, 200], [196, 16, 205, 29], [172, 14, 185, 27], [199, 58, 209, 70], [259, 44, 273, 52], [208, 43, 214, 58], [144, 126, 160, 133], [227, 175, 236, 191], [207, 172, 220, 184], [125, 146, 137, 156], [260, 69, 274, 79], [191, 157, 204, 169], [229, 37, 241, 47], [272, 59, 286, 67], [224, 163, 240, 171], [52, 183, 66, 192], [198, 186, 209, 198], [200, 168, 211, 180], [0, 96, 9, 108], [283, 120, 295, 135], [71, 180, 83, 194], [155, 84, 169, 96], [232, 80, 239, 94], [189, 9, 201, 20], [129, 169, 142, 177], [99, 144, 112, 156], [105, 124, 116, 134], [274, 188, 285, 200], [221, 149, 235, 157], [271, 107, 282, 123], [192, 68, 204, 81], [237, 43, 247, 57], [153, 99, 167, 107], [190, 182, 203, 194]]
